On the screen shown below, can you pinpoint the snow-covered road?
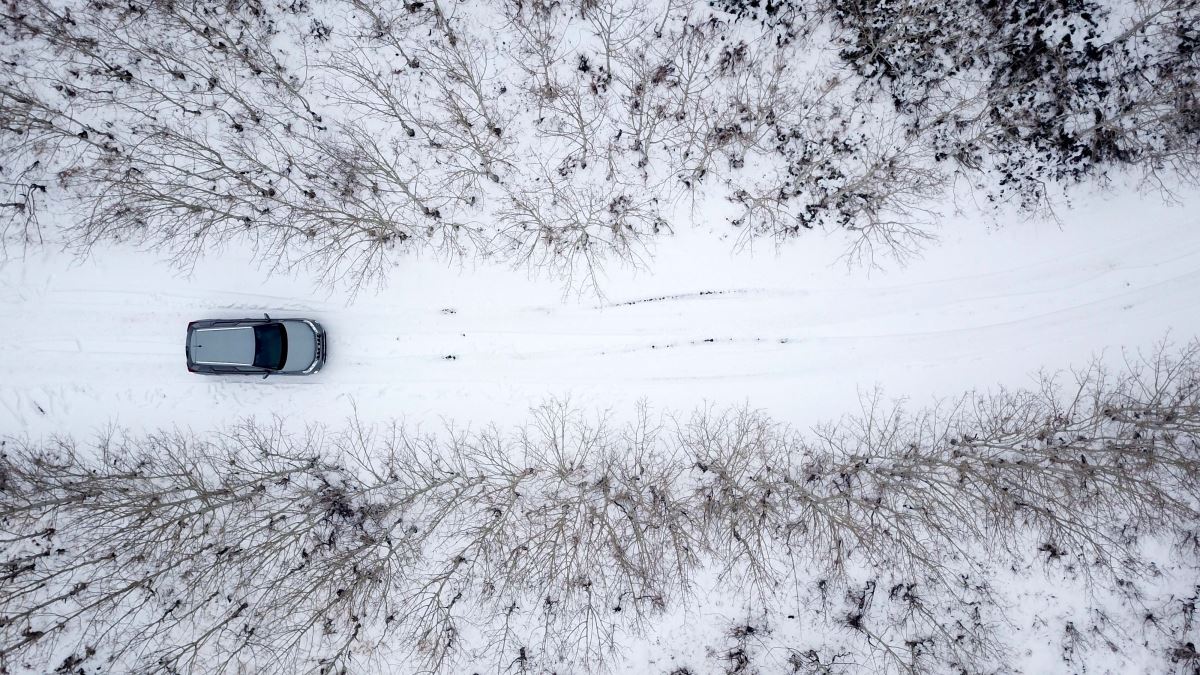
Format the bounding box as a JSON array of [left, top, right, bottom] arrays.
[[3, 189, 1200, 435]]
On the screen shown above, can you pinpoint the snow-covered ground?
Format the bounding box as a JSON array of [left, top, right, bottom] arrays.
[[4, 1, 1199, 671], [4, 183, 1199, 437]]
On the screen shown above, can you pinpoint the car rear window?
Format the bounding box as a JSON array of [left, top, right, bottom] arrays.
[[252, 323, 288, 370]]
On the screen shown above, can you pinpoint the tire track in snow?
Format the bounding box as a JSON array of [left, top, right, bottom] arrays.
[[4, 204, 1200, 434]]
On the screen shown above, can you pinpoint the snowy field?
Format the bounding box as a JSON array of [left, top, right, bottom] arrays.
[[3, 183, 1199, 675], [4, 183, 1199, 437], [4, 0, 1200, 672]]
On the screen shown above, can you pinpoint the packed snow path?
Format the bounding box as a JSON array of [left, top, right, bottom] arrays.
[[3, 193, 1200, 435]]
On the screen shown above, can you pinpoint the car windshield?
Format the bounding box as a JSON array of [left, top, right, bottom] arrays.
[[252, 323, 288, 370]]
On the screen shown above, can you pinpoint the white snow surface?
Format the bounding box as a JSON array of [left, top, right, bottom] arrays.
[[2, 183, 1198, 437], [2, 183, 1199, 675]]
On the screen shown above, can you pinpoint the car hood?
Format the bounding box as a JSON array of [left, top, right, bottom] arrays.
[[280, 320, 317, 372]]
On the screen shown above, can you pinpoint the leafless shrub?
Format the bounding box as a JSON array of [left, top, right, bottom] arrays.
[[787, 646, 854, 674], [711, 619, 772, 673], [0, 404, 695, 672], [492, 168, 667, 294], [727, 111, 944, 265]]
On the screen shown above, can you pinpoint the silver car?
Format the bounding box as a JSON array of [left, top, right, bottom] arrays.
[[186, 315, 326, 376]]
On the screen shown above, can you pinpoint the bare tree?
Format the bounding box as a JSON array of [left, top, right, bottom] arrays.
[[5, 0, 1196, 287], [5, 341, 1200, 673]]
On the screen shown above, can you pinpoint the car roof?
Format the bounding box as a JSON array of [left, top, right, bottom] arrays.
[[189, 326, 255, 366]]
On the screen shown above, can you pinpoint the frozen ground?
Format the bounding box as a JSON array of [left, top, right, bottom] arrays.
[[3, 0, 1198, 671], [3, 182, 1199, 437], [2, 184, 1199, 675]]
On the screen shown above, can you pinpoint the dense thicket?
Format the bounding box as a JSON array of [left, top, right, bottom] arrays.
[[1, 0, 1196, 288], [3, 341, 1199, 673], [825, 0, 1200, 207]]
